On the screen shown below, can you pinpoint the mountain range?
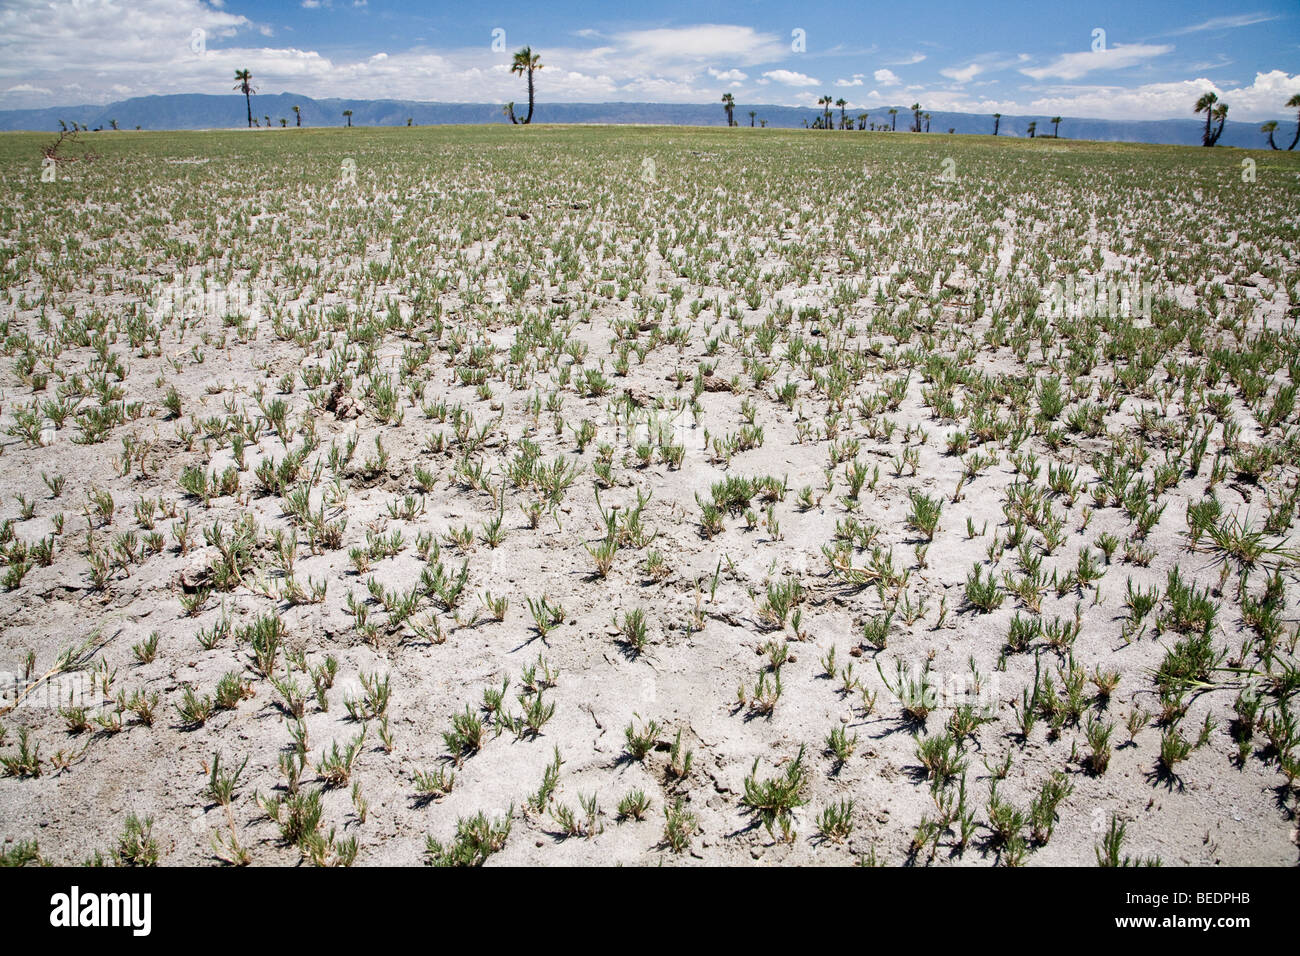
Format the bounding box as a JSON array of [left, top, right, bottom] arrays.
[[0, 93, 1291, 150]]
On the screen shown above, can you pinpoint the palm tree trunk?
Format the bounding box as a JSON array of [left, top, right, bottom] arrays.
[[245, 92, 252, 128], [525, 68, 535, 124], [1289, 117, 1300, 150]]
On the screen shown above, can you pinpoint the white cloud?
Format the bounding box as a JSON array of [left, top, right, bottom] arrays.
[[0, 5, 796, 108], [762, 70, 820, 87], [0, 0, 252, 105], [835, 74, 864, 87], [874, 70, 1300, 122], [941, 63, 982, 83], [873, 69, 901, 86], [1186, 54, 1233, 71], [613, 24, 785, 65], [941, 53, 1032, 85], [1169, 13, 1278, 35], [789, 92, 826, 109], [1020, 70, 1300, 122], [887, 53, 926, 66], [708, 67, 748, 84], [1020, 43, 1174, 81]]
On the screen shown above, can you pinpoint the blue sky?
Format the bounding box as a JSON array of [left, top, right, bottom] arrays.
[[1, 0, 1297, 120]]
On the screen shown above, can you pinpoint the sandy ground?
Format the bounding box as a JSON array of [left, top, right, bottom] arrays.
[[0, 125, 1298, 866]]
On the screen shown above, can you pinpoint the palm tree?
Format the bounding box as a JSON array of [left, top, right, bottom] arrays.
[[1050, 116, 1061, 138], [508, 47, 543, 124], [857, 112, 868, 130], [1194, 91, 1218, 146], [721, 93, 736, 127], [263, 115, 270, 128], [748, 110, 756, 127], [343, 109, 353, 128], [1287, 93, 1300, 150], [233, 69, 255, 128], [992, 113, 1001, 136], [279, 117, 287, 127], [923, 112, 931, 133], [1261, 121, 1279, 150], [109, 119, 118, 130], [1027, 120, 1036, 138], [910, 103, 922, 132], [817, 95, 832, 130], [292, 105, 301, 127], [1210, 103, 1228, 146], [888, 107, 898, 131], [836, 98, 847, 129]]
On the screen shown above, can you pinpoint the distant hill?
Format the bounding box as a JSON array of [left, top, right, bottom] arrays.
[[0, 92, 1290, 150]]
